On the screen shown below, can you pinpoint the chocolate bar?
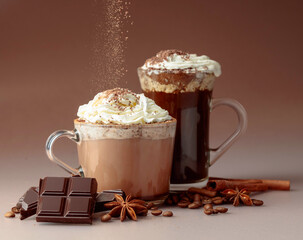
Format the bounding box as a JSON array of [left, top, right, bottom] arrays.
[[16, 178, 125, 222], [36, 177, 97, 224]]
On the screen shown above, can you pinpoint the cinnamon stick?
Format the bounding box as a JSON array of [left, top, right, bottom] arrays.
[[261, 179, 290, 191], [207, 177, 290, 191]]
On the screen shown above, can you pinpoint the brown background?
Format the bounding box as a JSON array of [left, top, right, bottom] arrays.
[[0, 0, 302, 184]]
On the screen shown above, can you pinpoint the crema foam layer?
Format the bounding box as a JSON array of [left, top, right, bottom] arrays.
[[77, 88, 172, 125]]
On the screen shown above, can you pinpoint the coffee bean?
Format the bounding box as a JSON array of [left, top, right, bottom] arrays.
[[172, 195, 179, 204], [151, 210, 162, 216], [180, 197, 190, 202], [179, 193, 186, 199], [151, 206, 158, 210], [202, 199, 212, 205], [177, 201, 190, 208], [146, 202, 154, 209], [137, 208, 148, 216], [204, 209, 213, 215], [4, 211, 15, 218], [187, 193, 194, 201], [252, 199, 264, 206], [11, 207, 21, 214], [101, 214, 111, 222], [165, 198, 173, 206], [215, 207, 228, 213], [193, 194, 201, 202], [212, 209, 219, 214], [212, 197, 223, 205], [188, 202, 201, 209], [162, 211, 173, 217], [203, 203, 213, 210]]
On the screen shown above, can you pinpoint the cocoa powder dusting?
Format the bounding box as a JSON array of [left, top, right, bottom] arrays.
[[144, 49, 189, 67], [91, 0, 132, 92]]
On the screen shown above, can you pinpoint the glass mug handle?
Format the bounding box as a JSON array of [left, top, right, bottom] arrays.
[[45, 129, 84, 176], [210, 98, 248, 166]]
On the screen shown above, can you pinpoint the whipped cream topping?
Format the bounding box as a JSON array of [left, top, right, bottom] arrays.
[[77, 88, 172, 124], [142, 50, 221, 77]]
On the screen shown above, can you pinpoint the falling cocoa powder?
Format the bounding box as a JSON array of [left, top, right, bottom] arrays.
[[91, 0, 132, 92]]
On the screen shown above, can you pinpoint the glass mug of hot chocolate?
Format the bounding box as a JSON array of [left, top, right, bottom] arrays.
[[138, 50, 248, 191], [46, 88, 176, 203]]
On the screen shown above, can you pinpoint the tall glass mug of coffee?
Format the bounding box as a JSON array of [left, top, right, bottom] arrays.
[[138, 50, 247, 191], [46, 88, 176, 203]]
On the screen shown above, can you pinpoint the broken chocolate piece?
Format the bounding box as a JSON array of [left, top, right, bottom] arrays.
[[20, 187, 39, 220]]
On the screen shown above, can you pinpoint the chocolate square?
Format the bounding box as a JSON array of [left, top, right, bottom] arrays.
[[68, 177, 95, 196], [65, 197, 93, 217], [39, 177, 69, 196], [37, 197, 65, 216]]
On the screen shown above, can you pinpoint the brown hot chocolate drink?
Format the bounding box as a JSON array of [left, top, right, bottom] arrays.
[[75, 119, 176, 200], [75, 88, 177, 201]]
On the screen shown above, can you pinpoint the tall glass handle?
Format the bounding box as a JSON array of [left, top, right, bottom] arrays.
[[45, 129, 83, 176], [210, 98, 248, 166]]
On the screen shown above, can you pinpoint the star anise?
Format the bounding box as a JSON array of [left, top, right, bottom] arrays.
[[221, 188, 253, 206], [104, 194, 147, 221]]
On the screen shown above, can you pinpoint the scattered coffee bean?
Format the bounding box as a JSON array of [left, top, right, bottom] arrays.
[[162, 211, 173, 217], [215, 207, 228, 213], [177, 201, 190, 208], [193, 194, 201, 202], [151, 210, 162, 216], [11, 207, 21, 214], [212, 196, 221, 201], [202, 199, 212, 205], [203, 203, 213, 210], [165, 198, 173, 205], [212, 209, 219, 214], [4, 211, 15, 218], [204, 209, 213, 215], [186, 193, 194, 201], [137, 208, 148, 216], [188, 202, 201, 209], [180, 197, 190, 202], [252, 199, 264, 206], [179, 193, 186, 199], [151, 206, 158, 210], [101, 214, 111, 222], [172, 195, 179, 204], [146, 202, 154, 209], [212, 197, 223, 205]]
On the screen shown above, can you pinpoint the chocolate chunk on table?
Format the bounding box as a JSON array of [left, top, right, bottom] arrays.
[[94, 189, 125, 213], [19, 187, 39, 220], [36, 177, 97, 224]]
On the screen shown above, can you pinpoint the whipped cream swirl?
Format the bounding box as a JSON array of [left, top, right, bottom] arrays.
[[77, 88, 172, 124], [142, 50, 221, 77]]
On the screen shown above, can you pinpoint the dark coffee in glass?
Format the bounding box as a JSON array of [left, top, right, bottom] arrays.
[[144, 90, 212, 184], [138, 50, 247, 190]]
